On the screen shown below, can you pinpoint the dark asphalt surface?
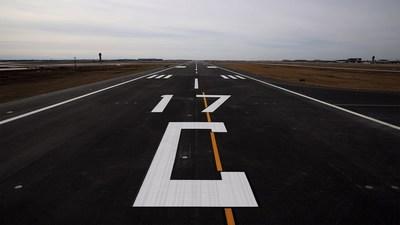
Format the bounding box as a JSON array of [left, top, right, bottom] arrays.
[[0, 62, 399, 225]]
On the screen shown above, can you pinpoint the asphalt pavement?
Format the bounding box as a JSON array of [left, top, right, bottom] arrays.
[[0, 62, 399, 225]]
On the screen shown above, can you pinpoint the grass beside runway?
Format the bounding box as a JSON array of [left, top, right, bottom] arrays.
[[218, 62, 400, 92], [0, 62, 178, 103]]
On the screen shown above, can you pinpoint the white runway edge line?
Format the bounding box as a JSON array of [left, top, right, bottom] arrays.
[[219, 66, 400, 131], [194, 78, 199, 89], [0, 67, 175, 125]]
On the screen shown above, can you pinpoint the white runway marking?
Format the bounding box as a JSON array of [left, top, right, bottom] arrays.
[[151, 95, 173, 113], [221, 75, 246, 80], [147, 74, 158, 79], [163, 74, 173, 79], [207, 66, 218, 69], [228, 75, 238, 80], [175, 65, 187, 68], [133, 122, 258, 207], [221, 75, 229, 79], [196, 95, 231, 112], [0, 66, 175, 125], [14, 185, 23, 189], [155, 74, 165, 79], [219, 66, 400, 131], [194, 78, 199, 89]]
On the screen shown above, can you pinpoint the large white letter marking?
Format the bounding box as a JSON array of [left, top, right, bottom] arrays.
[[133, 122, 258, 207]]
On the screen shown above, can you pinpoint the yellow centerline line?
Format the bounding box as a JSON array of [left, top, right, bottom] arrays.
[[201, 91, 236, 225]]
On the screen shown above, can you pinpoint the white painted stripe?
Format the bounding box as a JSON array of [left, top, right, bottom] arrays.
[[196, 95, 230, 112], [163, 74, 173, 79], [220, 75, 229, 79], [151, 95, 173, 113], [146, 74, 158, 79], [133, 122, 258, 207], [219, 66, 400, 131], [194, 78, 199, 89], [228, 75, 238, 80], [235, 75, 246, 80], [0, 67, 175, 125], [155, 74, 165, 79], [175, 65, 187, 68], [207, 66, 218, 69]]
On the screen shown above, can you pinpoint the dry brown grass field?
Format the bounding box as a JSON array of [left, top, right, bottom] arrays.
[[221, 62, 400, 92], [0, 62, 175, 103]]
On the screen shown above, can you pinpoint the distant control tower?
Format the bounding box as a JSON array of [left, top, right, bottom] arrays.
[[99, 52, 102, 62]]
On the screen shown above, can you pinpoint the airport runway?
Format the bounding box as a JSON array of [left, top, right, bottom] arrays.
[[0, 62, 399, 225]]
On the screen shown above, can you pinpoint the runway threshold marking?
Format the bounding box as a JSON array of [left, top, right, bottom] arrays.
[[147, 74, 158, 79], [219, 66, 400, 131], [201, 92, 234, 225], [0, 66, 175, 125], [228, 75, 238, 80], [220, 75, 246, 80], [221, 75, 229, 79]]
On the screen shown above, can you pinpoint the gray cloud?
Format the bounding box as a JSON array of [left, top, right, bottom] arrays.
[[1, 0, 399, 60]]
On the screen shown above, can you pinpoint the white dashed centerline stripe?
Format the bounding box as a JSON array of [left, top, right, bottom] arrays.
[[221, 75, 229, 79], [228, 75, 238, 80], [194, 78, 199, 89], [0, 66, 176, 125], [164, 74, 173, 79], [219, 66, 400, 131], [235, 75, 246, 80], [155, 74, 165, 79]]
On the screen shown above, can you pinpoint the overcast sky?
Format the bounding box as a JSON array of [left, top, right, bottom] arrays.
[[1, 0, 399, 60]]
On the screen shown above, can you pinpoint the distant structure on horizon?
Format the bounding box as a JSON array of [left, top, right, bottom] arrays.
[[98, 52, 102, 62]]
